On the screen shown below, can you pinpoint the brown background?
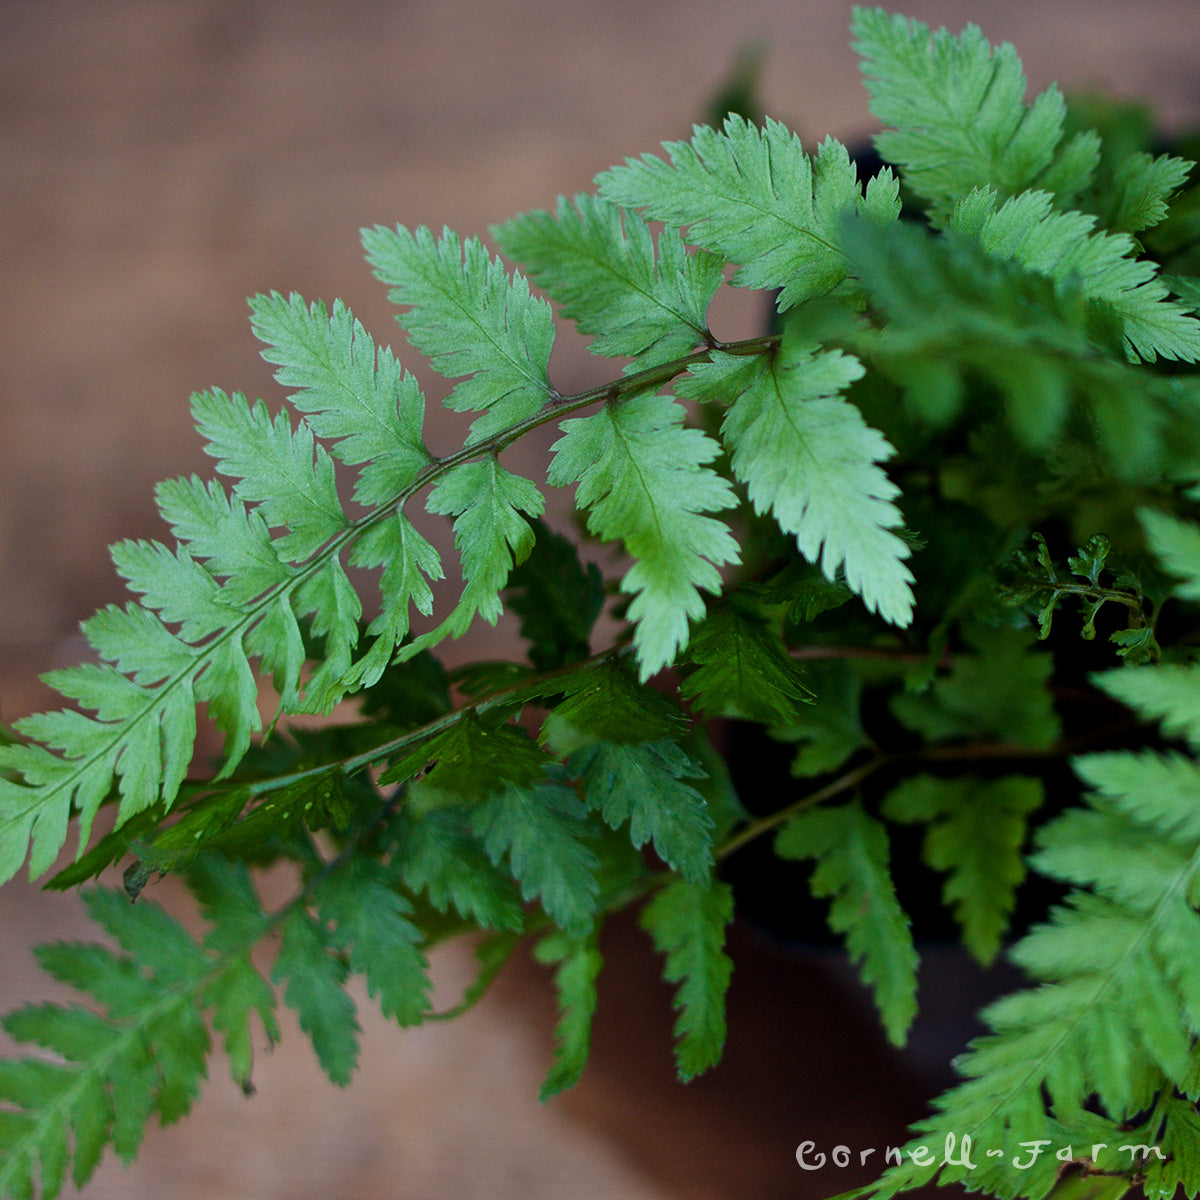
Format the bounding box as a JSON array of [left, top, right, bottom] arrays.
[[2, 2, 1199, 1197]]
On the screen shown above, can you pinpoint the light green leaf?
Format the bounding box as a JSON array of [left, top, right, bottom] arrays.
[[191, 388, 348, 561], [949, 187, 1200, 362], [362, 224, 555, 441], [494, 193, 723, 370], [598, 116, 900, 309], [249, 292, 432, 507], [686, 336, 914, 625], [549, 391, 739, 679], [415, 458, 544, 649], [853, 7, 1098, 218]]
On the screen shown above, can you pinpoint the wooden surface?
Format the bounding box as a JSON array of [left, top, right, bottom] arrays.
[[2, 2, 1199, 1196]]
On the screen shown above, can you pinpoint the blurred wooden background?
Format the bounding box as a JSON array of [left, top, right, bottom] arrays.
[[2, 2, 1199, 1196]]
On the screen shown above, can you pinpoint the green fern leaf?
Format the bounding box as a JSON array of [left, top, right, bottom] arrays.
[[494, 193, 724, 370], [569, 738, 714, 884], [191, 387, 349, 561], [843, 211, 1169, 455], [248, 292, 432, 507], [315, 858, 431, 1026], [471, 778, 600, 937], [344, 511, 443, 689], [382, 712, 548, 798], [852, 7, 1099, 219], [391, 806, 526, 931], [548, 391, 739, 678], [776, 800, 917, 1045], [0, 885, 276, 1198], [272, 907, 360, 1086], [683, 334, 914, 625], [883, 774, 1043, 964], [1141, 507, 1200, 601], [639, 876, 734, 1081], [155, 474, 297, 606], [1093, 664, 1200, 751], [361, 223, 555, 441], [543, 659, 687, 749], [891, 623, 1060, 749], [597, 116, 900, 309], [882, 656, 1200, 1198], [185, 857, 279, 1090], [774, 658, 868, 778], [1102, 151, 1193, 234], [503, 518, 605, 671], [412, 458, 544, 650], [533, 930, 604, 1101], [680, 603, 813, 724], [1145, 1097, 1200, 1199], [950, 186, 1200, 362]]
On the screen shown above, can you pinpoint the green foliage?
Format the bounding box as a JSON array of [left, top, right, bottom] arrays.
[[639, 876, 734, 1081], [597, 114, 901, 310], [6, 8, 1200, 1200], [533, 931, 604, 1101], [494, 194, 724, 372], [548, 390, 740, 677], [852, 7, 1100, 220], [680, 329, 915, 623], [776, 801, 918, 1045], [882, 774, 1043, 964]]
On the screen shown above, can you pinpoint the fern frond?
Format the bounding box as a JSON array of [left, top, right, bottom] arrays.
[[882, 774, 1043, 964], [681, 333, 915, 625], [596, 116, 900, 310], [844, 212, 1181, 460], [950, 186, 1200, 362], [774, 658, 868, 778], [852, 7, 1099, 219], [0, 877, 276, 1200], [548, 390, 740, 679], [888, 785, 1200, 1197], [493, 193, 724, 370], [361, 224, 556, 440], [414, 457, 544, 649], [1100, 151, 1193, 235], [191, 387, 349, 561], [890, 623, 1060, 749], [471, 778, 600, 937], [1141, 507, 1200, 601], [776, 800, 918, 1045], [639, 876, 734, 1081], [568, 738, 714, 884], [680, 603, 813, 725], [313, 857, 430, 1027], [390, 805, 526, 931], [248, 292, 432, 507], [533, 930, 604, 1101]]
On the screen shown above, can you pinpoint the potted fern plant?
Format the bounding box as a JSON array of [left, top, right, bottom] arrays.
[[5, 8, 1200, 1199]]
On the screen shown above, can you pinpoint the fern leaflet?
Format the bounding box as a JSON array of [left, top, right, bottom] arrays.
[[494, 193, 724, 371], [548, 390, 740, 678], [597, 115, 901, 310], [681, 330, 915, 625]]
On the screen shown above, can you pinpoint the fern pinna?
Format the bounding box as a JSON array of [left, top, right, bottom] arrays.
[[5, 7, 1200, 1199]]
